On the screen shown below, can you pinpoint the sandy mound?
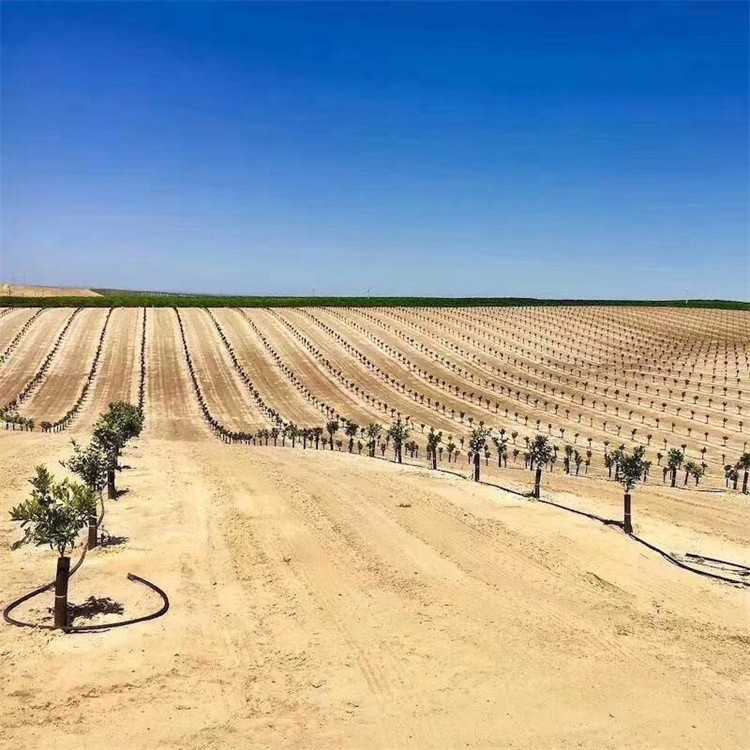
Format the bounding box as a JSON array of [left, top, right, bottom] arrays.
[[0, 284, 102, 297]]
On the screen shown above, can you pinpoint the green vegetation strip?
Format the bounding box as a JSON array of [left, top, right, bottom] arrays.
[[1, 294, 748, 310]]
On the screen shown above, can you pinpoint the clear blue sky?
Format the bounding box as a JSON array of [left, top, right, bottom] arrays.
[[2, 1, 748, 299]]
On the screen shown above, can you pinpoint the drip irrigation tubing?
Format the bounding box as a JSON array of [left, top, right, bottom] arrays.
[[628, 534, 750, 588], [3, 494, 169, 632], [3, 573, 169, 633], [684, 552, 750, 572]]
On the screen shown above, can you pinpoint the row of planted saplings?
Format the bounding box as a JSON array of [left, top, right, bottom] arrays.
[[268, 309, 403, 420], [204, 309, 291, 424], [347, 305, 734, 454], [403, 304, 743, 424], [174, 308, 284, 442], [4, 309, 81, 415], [435, 305, 744, 392], [0, 309, 44, 364], [40, 309, 114, 433], [9, 402, 144, 629], [238, 309, 341, 421]]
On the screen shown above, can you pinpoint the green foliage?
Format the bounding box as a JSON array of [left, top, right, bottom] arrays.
[[387, 419, 410, 446], [62, 440, 108, 493], [666, 448, 685, 471], [618, 446, 648, 493], [108, 401, 144, 441], [10, 466, 97, 556], [366, 423, 382, 455], [468, 426, 491, 454], [426, 427, 443, 454], [4, 295, 748, 310], [92, 402, 143, 469], [528, 435, 554, 469]]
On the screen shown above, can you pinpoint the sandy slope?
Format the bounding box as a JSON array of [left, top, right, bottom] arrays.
[[0, 304, 748, 750], [1, 430, 748, 750], [0, 284, 101, 297]]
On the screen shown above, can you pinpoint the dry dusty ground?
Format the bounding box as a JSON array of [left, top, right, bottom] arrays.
[[0, 304, 749, 749], [0, 284, 102, 297], [0, 438, 748, 749]]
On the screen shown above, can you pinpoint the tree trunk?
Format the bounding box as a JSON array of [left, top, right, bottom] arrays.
[[107, 468, 116, 499], [54, 556, 71, 629], [348, 438, 353, 453], [623, 492, 633, 534], [670, 468, 677, 488], [533, 468, 542, 499], [329, 436, 334, 450], [88, 511, 98, 549], [397, 444, 402, 464], [743, 471, 749, 495], [432, 451, 437, 470], [473, 451, 480, 482]]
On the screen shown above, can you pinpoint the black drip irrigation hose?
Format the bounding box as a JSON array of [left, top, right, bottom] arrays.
[[2, 573, 169, 633], [628, 534, 750, 588], [3, 494, 170, 632], [684, 552, 750, 572]]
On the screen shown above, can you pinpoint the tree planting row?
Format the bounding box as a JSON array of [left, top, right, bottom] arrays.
[[174, 308, 266, 443], [2, 309, 81, 416], [237, 309, 342, 423], [7, 402, 154, 631], [428, 305, 745, 413], [0, 309, 44, 365], [137, 308, 147, 416], [40, 309, 114, 432], [350, 307, 738, 461], [433, 305, 746, 400], [204, 309, 287, 427], [266, 309, 415, 425]]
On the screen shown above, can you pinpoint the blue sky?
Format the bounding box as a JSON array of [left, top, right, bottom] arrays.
[[2, 1, 748, 298]]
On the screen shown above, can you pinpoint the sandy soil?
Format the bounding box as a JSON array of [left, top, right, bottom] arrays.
[[0, 305, 748, 750], [0, 284, 102, 297]]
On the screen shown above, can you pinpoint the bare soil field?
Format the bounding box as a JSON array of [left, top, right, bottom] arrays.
[[0, 284, 102, 297], [0, 305, 748, 750]]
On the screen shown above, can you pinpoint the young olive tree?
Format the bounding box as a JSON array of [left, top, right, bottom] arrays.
[[426, 427, 443, 470], [736, 452, 750, 494], [366, 423, 382, 457], [528, 435, 554, 498], [344, 421, 359, 453], [468, 426, 491, 482], [62, 440, 108, 548], [492, 434, 509, 468], [618, 445, 648, 534], [388, 419, 410, 464], [10, 466, 97, 627], [326, 420, 339, 450], [666, 447, 685, 488], [93, 402, 144, 499]]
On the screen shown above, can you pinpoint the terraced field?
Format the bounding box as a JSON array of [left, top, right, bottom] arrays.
[[1, 305, 748, 750]]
